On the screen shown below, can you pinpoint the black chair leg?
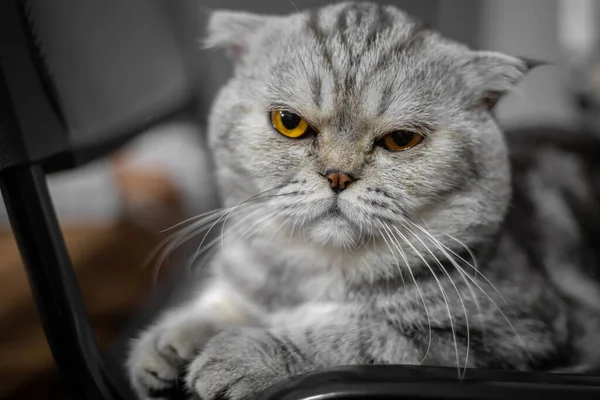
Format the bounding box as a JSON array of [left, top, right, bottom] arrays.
[[0, 165, 127, 400]]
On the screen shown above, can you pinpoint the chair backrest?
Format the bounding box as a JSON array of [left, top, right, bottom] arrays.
[[0, 0, 196, 172], [0, 1, 199, 398]]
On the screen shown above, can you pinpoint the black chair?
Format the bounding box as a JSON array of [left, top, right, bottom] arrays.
[[2, 1, 600, 399], [0, 0, 196, 398]]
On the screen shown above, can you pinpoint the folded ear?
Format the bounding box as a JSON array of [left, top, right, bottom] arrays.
[[203, 10, 272, 62], [466, 51, 548, 110]]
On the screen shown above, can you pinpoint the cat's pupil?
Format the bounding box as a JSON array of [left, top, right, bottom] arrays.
[[280, 111, 301, 130], [392, 131, 415, 146]]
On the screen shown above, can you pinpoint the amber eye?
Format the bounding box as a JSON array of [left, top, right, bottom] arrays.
[[270, 110, 312, 138], [379, 130, 423, 151]]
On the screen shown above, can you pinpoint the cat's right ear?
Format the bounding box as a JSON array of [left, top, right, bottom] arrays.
[[465, 51, 548, 110], [203, 10, 271, 62]]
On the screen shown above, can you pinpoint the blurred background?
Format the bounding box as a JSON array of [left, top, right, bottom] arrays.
[[0, 0, 599, 399]]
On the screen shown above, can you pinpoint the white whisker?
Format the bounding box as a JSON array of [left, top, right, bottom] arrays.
[[290, 212, 301, 238], [392, 224, 461, 377], [160, 207, 226, 233], [261, 215, 291, 250], [376, 220, 406, 286], [443, 234, 517, 318], [236, 211, 279, 245], [151, 203, 268, 289], [407, 221, 530, 364], [250, 211, 283, 247], [403, 222, 473, 377], [143, 209, 226, 269], [378, 221, 432, 361], [435, 234, 529, 357], [431, 241, 486, 364], [219, 189, 294, 249], [424, 234, 486, 341]]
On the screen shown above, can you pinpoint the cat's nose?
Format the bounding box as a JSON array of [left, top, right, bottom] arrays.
[[325, 170, 355, 193]]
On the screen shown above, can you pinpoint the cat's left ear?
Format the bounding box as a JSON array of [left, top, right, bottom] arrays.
[[203, 10, 272, 62], [466, 51, 548, 110]]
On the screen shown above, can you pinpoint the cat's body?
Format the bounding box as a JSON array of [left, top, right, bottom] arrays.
[[127, 3, 600, 399]]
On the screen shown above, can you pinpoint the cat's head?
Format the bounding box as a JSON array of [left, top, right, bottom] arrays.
[[204, 2, 533, 258]]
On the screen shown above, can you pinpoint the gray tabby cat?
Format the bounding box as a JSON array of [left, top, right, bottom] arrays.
[[127, 2, 600, 399]]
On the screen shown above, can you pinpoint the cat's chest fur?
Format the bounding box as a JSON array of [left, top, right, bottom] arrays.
[[215, 239, 348, 311]]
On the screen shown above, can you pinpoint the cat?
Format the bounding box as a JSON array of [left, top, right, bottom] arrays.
[[126, 2, 600, 399]]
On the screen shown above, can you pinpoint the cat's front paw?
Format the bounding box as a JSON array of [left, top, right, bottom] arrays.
[[127, 318, 221, 399], [186, 329, 294, 400]]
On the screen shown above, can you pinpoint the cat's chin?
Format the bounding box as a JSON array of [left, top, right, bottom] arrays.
[[305, 216, 363, 249]]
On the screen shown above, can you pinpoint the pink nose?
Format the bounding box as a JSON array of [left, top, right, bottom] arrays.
[[325, 171, 354, 193]]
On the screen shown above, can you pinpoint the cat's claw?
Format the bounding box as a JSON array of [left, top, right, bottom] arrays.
[[186, 329, 289, 400]]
